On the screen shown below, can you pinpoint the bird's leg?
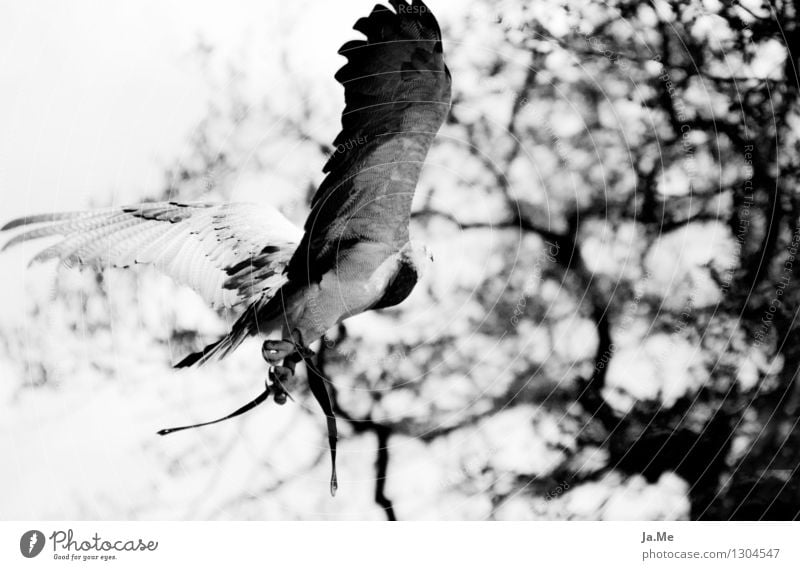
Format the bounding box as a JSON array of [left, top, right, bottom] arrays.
[[288, 328, 316, 361], [260, 339, 290, 404], [267, 366, 293, 405], [262, 336, 316, 405], [262, 334, 316, 368]]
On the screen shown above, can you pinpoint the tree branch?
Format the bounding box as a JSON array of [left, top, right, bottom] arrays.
[[411, 208, 567, 245]]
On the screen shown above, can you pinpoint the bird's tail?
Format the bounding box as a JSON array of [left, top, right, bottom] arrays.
[[174, 292, 287, 368], [174, 332, 245, 368]]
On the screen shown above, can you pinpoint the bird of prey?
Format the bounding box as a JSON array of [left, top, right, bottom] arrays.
[[2, 0, 451, 494]]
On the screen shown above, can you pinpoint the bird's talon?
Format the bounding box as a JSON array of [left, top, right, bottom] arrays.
[[262, 340, 295, 365], [271, 365, 293, 382], [268, 365, 294, 405]]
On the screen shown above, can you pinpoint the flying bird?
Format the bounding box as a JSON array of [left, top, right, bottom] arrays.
[[1, 0, 451, 494]]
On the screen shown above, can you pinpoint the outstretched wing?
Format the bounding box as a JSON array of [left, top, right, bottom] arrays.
[[1, 202, 302, 308], [287, 0, 451, 284]]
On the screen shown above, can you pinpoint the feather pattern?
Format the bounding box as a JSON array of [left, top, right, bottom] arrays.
[[287, 0, 451, 284], [1, 202, 302, 308]]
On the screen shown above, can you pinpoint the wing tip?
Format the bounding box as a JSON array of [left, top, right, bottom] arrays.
[[1, 216, 45, 232], [0, 219, 20, 232], [2, 209, 95, 231], [1, 231, 36, 253], [351, 0, 440, 42]]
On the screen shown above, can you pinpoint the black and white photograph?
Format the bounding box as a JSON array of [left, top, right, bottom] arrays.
[[1, 0, 799, 564]]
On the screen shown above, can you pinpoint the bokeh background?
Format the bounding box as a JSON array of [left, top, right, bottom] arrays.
[[1, 0, 799, 520]]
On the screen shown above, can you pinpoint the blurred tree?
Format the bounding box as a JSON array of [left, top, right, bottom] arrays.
[[301, 0, 800, 520]]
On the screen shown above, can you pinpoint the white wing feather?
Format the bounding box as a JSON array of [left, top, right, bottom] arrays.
[[1, 201, 302, 308]]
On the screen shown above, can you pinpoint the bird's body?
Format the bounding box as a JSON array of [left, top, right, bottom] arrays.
[[276, 242, 411, 339], [283, 242, 420, 338]]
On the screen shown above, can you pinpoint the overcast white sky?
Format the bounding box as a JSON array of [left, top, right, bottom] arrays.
[[0, 0, 460, 216], [1, 0, 341, 214]]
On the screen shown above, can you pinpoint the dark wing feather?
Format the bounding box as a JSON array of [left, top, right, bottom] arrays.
[[287, 0, 451, 284]]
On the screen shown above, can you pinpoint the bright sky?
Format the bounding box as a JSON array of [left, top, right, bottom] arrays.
[[0, 0, 340, 215]]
